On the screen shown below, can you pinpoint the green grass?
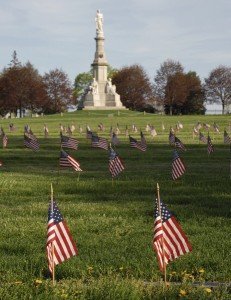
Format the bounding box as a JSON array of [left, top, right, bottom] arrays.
[[0, 111, 230, 299]]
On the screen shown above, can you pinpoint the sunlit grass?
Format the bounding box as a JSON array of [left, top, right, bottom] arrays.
[[0, 111, 230, 299]]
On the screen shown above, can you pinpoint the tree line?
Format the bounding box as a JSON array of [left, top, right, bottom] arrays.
[[0, 51, 230, 116]]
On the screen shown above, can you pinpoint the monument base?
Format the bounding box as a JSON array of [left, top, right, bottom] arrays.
[[82, 106, 128, 110]]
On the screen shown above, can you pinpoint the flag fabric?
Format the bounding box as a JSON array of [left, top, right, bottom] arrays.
[[152, 199, 192, 272], [129, 135, 146, 152], [46, 200, 78, 274], [24, 134, 39, 151], [174, 136, 186, 151], [140, 131, 147, 151], [224, 130, 231, 144], [86, 126, 93, 139], [213, 122, 219, 133], [150, 126, 157, 137], [2, 133, 8, 148], [207, 135, 214, 155], [172, 150, 186, 180], [169, 131, 175, 145], [199, 132, 207, 143], [91, 134, 108, 150], [111, 132, 120, 146], [109, 147, 125, 177], [44, 124, 49, 137], [61, 134, 78, 150], [59, 150, 82, 171]]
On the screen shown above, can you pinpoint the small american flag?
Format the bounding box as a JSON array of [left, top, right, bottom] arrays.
[[207, 135, 214, 155], [61, 134, 78, 150], [129, 135, 146, 152], [140, 131, 147, 151], [152, 199, 192, 272], [46, 200, 78, 274], [91, 134, 108, 150], [199, 132, 207, 143], [224, 130, 231, 144], [172, 150, 186, 180], [59, 150, 82, 171], [109, 147, 125, 177], [213, 122, 219, 133], [169, 131, 175, 145], [174, 136, 186, 151], [111, 132, 120, 146], [86, 128, 93, 139], [24, 134, 39, 151]]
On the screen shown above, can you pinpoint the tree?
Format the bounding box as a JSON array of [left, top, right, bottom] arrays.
[[204, 65, 231, 114], [112, 64, 156, 111], [165, 72, 187, 115], [73, 71, 93, 102], [165, 71, 205, 115], [43, 69, 74, 114], [154, 59, 184, 102], [183, 72, 205, 114], [0, 52, 47, 117]]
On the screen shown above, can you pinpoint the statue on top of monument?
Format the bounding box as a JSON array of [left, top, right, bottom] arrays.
[[95, 9, 104, 35]]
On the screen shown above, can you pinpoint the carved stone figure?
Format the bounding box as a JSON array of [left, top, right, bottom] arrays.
[[106, 78, 116, 95], [89, 78, 99, 94], [95, 9, 103, 35]]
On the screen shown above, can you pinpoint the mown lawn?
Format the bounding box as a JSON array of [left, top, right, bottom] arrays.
[[0, 111, 230, 299]]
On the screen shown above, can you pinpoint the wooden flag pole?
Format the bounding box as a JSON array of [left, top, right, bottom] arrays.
[[50, 183, 55, 285], [156, 183, 167, 286]]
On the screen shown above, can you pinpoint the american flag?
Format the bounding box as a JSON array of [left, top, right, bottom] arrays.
[[169, 131, 175, 145], [86, 128, 93, 139], [111, 132, 120, 146], [61, 134, 78, 150], [203, 123, 210, 130], [46, 200, 78, 274], [150, 126, 157, 137], [59, 150, 82, 171], [224, 130, 231, 144], [140, 131, 147, 151], [91, 134, 108, 150], [152, 199, 192, 272], [24, 134, 39, 151], [109, 147, 125, 177], [44, 125, 49, 137], [2, 129, 8, 148], [207, 135, 214, 155], [129, 135, 146, 152], [199, 132, 207, 143], [172, 150, 186, 180], [174, 136, 186, 151], [213, 122, 219, 133]]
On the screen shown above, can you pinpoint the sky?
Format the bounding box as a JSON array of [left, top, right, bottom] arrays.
[[0, 0, 230, 110]]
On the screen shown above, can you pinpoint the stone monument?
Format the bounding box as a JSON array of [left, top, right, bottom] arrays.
[[81, 10, 125, 109]]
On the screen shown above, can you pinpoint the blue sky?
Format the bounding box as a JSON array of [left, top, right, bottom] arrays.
[[0, 0, 230, 92]]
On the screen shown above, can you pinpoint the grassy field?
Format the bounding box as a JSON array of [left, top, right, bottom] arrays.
[[0, 110, 230, 299]]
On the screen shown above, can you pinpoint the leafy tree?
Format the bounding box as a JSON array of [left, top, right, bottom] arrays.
[[0, 52, 47, 117], [112, 64, 156, 111], [183, 72, 205, 114], [165, 71, 205, 115], [165, 72, 187, 115], [204, 65, 231, 114], [154, 59, 184, 102], [43, 68, 74, 114], [73, 71, 93, 101]]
